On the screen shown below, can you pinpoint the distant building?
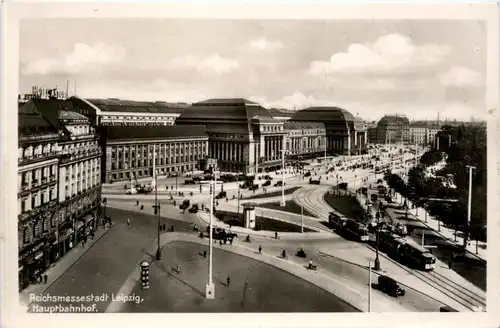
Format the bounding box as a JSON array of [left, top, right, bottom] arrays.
[[376, 115, 410, 144], [100, 125, 208, 183], [68, 97, 187, 127], [290, 107, 368, 155], [283, 121, 326, 160]]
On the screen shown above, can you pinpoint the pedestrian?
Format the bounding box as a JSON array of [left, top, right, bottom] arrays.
[[81, 239, 85, 247], [177, 264, 181, 274], [275, 231, 278, 240], [43, 274, 48, 284], [226, 276, 231, 287], [219, 239, 223, 246], [258, 245, 262, 254], [203, 250, 207, 258], [136, 200, 139, 206], [127, 218, 131, 226], [448, 257, 453, 270]]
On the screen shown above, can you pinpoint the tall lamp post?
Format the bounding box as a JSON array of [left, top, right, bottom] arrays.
[[465, 165, 476, 250], [237, 185, 241, 218], [154, 173, 161, 261], [205, 173, 216, 299], [152, 145, 162, 261], [280, 149, 286, 207], [324, 135, 327, 171], [373, 202, 382, 271]]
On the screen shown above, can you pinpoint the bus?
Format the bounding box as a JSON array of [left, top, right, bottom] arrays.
[[398, 243, 436, 271], [329, 212, 348, 229], [342, 219, 369, 242]]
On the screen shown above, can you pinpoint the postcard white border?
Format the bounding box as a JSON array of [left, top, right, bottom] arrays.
[[1, 2, 499, 328]]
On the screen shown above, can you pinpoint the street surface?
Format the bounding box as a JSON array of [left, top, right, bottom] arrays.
[[121, 241, 359, 313]]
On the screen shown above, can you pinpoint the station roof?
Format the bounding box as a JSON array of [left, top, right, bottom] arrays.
[[177, 98, 277, 122], [103, 125, 208, 142], [81, 98, 188, 114], [284, 121, 325, 130], [291, 106, 356, 123]]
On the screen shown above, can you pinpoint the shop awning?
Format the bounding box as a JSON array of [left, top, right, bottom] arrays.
[[34, 252, 43, 260], [75, 220, 84, 231]]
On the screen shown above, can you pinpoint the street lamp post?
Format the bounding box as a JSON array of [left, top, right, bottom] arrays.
[[300, 203, 304, 233], [237, 185, 241, 219], [465, 165, 476, 249], [374, 202, 381, 271], [324, 135, 327, 172], [280, 149, 285, 207], [368, 260, 372, 312], [205, 178, 215, 299], [154, 172, 161, 261]]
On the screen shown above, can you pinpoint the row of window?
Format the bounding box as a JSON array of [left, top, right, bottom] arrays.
[[108, 164, 194, 181], [66, 124, 94, 136], [63, 172, 100, 200], [19, 164, 58, 188], [19, 143, 58, 160], [261, 125, 283, 132], [102, 116, 175, 121], [287, 129, 325, 136], [111, 155, 199, 170], [111, 142, 205, 153], [19, 187, 57, 214]]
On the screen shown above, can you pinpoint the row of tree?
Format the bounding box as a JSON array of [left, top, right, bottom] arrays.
[[384, 124, 487, 241]]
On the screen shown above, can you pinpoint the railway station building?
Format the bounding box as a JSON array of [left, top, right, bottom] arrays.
[[100, 125, 208, 183], [290, 107, 368, 156]]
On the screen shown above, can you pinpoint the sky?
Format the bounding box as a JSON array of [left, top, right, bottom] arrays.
[[19, 19, 487, 122]]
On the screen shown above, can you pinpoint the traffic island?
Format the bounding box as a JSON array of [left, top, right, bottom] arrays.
[[119, 241, 359, 313]]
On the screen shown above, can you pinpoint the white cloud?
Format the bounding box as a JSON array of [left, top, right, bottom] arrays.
[[22, 43, 126, 75], [440, 66, 483, 87], [248, 37, 284, 52], [308, 33, 451, 75], [169, 54, 239, 75]]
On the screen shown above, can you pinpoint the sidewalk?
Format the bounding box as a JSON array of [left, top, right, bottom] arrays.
[[19, 222, 117, 308], [393, 192, 486, 263]]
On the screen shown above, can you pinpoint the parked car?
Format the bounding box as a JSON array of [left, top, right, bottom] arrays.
[[263, 180, 271, 187], [304, 172, 311, 177], [184, 179, 196, 185], [274, 181, 284, 187], [263, 175, 273, 180], [377, 275, 405, 297], [215, 191, 227, 199], [179, 199, 191, 210], [188, 204, 199, 213], [439, 306, 458, 312]]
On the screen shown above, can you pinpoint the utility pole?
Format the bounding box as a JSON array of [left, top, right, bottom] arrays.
[[324, 135, 327, 172], [374, 202, 381, 271], [465, 165, 476, 249], [237, 185, 241, 219]]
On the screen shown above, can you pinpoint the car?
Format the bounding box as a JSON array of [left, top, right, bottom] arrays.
[[263, 180, 271, 187], [188, 204, 199, 213], [215, 191, 227, 199], [179, 199, 191, 210], [304, 172, 311, 177], [274, 181, 284, 187], [377, 275, 405, 297], [184, 179, 196, 185]]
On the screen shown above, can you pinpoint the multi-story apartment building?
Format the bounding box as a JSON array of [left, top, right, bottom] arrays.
[[409, 123, 428, 145], [100, 125, 208, 183], [18, 102, 61, 291], [284, 122, 326, 160], [69, 97, 187, 127], [376, 115, 410, 144], [18, 98, 103, 291]]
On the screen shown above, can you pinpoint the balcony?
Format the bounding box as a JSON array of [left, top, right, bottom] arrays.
[[18, 152, 59, 166]]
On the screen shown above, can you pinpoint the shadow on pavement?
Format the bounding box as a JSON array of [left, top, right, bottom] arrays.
[[154, 261, 206, 298]]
